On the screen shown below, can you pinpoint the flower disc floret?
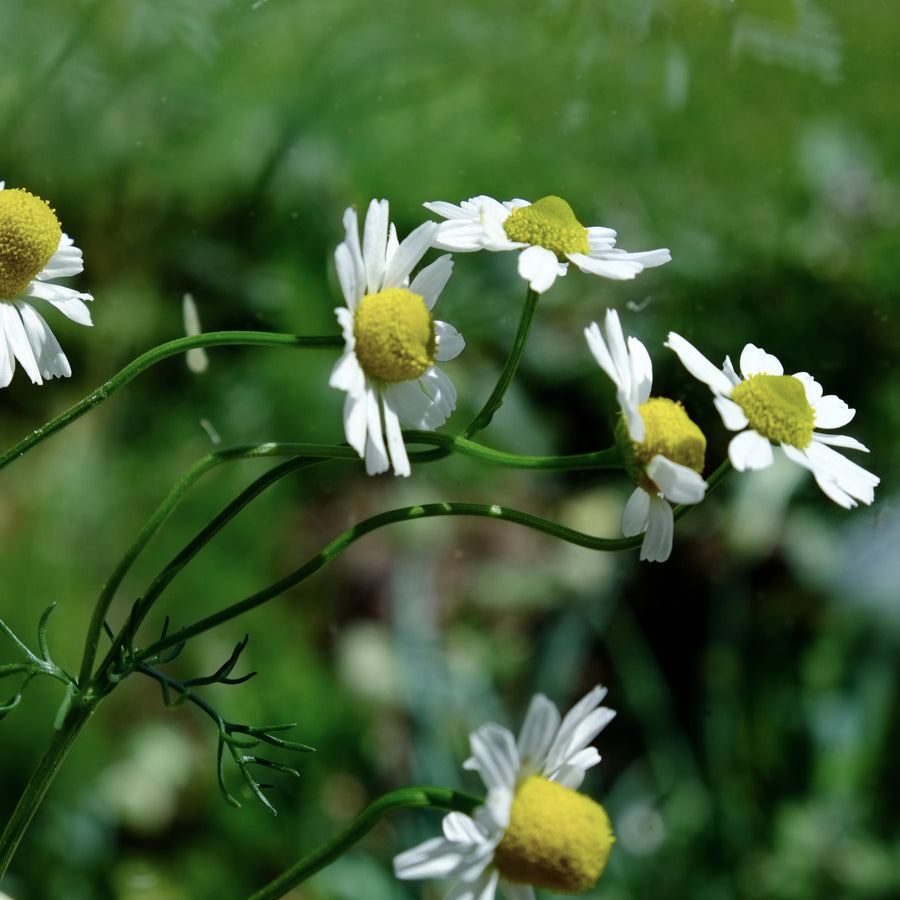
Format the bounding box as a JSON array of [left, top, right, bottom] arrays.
[[502, 196, 590, 260], [353, 287, 436, 383], [493, 775, 614, 894], [730, 373, 815, 448], [0, 189, 63, 300], [665, 333, 880, 508], [616, 397, 706, 493]]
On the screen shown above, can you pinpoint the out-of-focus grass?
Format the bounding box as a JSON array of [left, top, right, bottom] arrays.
[[0, 1, 898, 898]]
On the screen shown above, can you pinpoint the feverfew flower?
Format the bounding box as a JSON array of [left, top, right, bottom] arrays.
[[394, 686, 616, 900], [665, 334, 879, 508], [329, 199, 464, 476], [423, 195, 671, 293], [0, 182, 93, 386], [585, 309, 707, 562]]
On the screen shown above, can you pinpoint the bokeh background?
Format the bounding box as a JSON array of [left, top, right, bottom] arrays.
[[1, 0, 898, 898]]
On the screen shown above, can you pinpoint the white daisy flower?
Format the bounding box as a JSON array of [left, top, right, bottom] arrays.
[[394, 686, 617, 900], [585, 309, 707, 562], [0, 182, 93, 386], [423, 195, 671, 294], [665, 334, 880, 508], [329, 199, 465, 476]]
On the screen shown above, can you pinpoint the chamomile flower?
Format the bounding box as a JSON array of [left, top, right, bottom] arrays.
[[0, 182, 93, 386], [394, 686, 616, 900], [329, 199, 464, 476], [665, 334, 879, 508], [423, 195, 671, 293], [585, 309, 707, 562]]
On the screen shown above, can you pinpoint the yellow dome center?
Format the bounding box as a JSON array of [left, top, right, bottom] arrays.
[[493, 775, 615, 894], [0, 188, 62, 300], [617, 397, 706, 494], [502, 196, 590, 259], [353, 287, 436, 384], [731, 373, 815, 448]]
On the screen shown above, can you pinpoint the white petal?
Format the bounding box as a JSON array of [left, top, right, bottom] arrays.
[[568, 251, 644, 281], [1, 302, 42, 383], [621, 487, 651, 537], [363, 387, 389, 475], [446, 868, 500, 900], [464, 723, 519, 795], [640, 495, 674, 562], [328, 349, 364, 393], [784, 441, 879, 508], [665, 332, 735, 396], [435, 321, 465, 361], [793, 371, 823, 406], [0, 317, 13, 386], [811, 431, 869, 452], [543, 686, 615, 780], [36, 234, 84, 279], [714, 395, 750, 431], [341, 386, 369, 456], [382, 400, 410, 477], [739, 343, 783, 377], [410, 254, 453, 310], [646, 455, 707, 504], [16, 302, 71, 381], [812, 393, 856, 429], [334, 242, 364, 311], [21, 281, 93, 325], [516, 694, 560, 776], [517, 245, 564, 293], [383, 220, 438, 288], [362, 198, 390, 292], [728, 429, 774, 471], [627, 335, 654, 406]]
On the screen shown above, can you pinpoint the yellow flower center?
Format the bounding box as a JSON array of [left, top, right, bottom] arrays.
[[493, 775, 615, 894], [730, 373, 815, 448], [353, 287, 436, 384], [616, 397, 706, 494], [0, 188, 62, 301], [502, 196, 590, 259]]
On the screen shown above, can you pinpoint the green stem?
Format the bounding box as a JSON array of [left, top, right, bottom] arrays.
[[137, 500, 643, 662], [247, 786, 481, 900], [407, 431, 622, 470], [464, 286, 540, 438], [0, 693, 95, 880], [0, 331, 342, 474], [79, 443, 355, 687]]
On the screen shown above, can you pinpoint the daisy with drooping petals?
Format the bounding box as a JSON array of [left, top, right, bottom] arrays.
[[585, 309, 707, 562], [665, 334, 880, 508], [0, 182, 93, 386], [423, 195, 671, 294], [329, 199, 465, 477], [394, 686, 616, 900]]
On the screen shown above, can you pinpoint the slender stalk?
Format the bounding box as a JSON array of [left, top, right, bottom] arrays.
[[0, 694, 95, 879], [137, 500, 643, 663], [79, 444, 356, 686], [407, 431, 622, 470], [464, 286, 540, 437], [247, 786, 481, 900], [0, 331, 341, 474]]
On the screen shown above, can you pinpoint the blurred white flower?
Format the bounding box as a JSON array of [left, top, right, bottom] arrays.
[[666, 333, 879, 508], [0, 182, 93, 386], [586, 309, 707, 562], [394, 686, 616, 900], [329, 199, 464, 476], [424, 194, 670, 293]]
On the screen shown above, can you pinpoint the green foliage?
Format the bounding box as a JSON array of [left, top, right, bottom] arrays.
[[0, 0, 897, 898]]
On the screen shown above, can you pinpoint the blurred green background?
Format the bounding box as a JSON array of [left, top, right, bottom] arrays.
[[1, 0, 898, 898]]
